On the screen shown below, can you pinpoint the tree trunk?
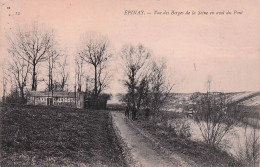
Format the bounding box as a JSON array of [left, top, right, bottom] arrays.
[[131, 70, 136, 109], [48, 67, 51, 91], [77, 84, 81, 92], [94, 65, 97, 98], [20, 88, 25, 103], [61, 78, 65, 91], [32, 63, 37, 91]]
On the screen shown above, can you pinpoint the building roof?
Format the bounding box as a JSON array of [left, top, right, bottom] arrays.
[[27, 91, 83, 98]]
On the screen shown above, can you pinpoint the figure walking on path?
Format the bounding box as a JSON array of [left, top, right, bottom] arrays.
[[132, 107, 137, 121], [145, 107, 150, 120], [125, 106, 129, 118]]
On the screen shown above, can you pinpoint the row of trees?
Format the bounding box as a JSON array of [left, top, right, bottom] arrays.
[[2, 23, 173, 112], [75, 33, 112, 101], [119, 44, 173, 115], [74, 37, 174, 111], [3, 24, 69, 103]]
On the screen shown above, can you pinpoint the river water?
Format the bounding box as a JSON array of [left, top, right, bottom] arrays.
[[168, 117, 260, 159]]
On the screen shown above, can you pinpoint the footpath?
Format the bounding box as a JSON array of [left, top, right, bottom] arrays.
[[110, 111, 196, 167]]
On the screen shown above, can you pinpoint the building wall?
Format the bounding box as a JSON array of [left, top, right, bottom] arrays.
[[27, 96, 47, 106], [76, 94, 85, 109], [27, 92, 84, 109], [53, 97, 77, 107]]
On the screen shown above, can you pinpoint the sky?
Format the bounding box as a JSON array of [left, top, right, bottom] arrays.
[[0, 0, 260, 96]]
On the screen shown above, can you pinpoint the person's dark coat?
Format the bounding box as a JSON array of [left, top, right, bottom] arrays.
[[125, 107, 129, 118], [145, 108, 150, 119], [132, 108, 137, 120]]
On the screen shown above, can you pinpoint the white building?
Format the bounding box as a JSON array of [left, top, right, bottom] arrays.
[[27, 91, 85, 109]]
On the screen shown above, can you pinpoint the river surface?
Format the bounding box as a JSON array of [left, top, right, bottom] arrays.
[[168, 117, 260, 158]]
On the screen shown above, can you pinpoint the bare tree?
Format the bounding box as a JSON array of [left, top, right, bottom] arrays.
[[57, 54, 69, 91], [244, 128, 260, 167], [46, 49, 60, 92], [7, 23, 54, 91], [192, 89, 241, 147], [120, 43, 151, 111], [237, 115, 260, 167], [136, 76, 150, 111], [42, 49, 69, 92], [1, 64, 8, 103], [148, 60, 174, 112], [79, 33, 112, 98], [8, 53, 30, 103], [75, 53, 84, 92]]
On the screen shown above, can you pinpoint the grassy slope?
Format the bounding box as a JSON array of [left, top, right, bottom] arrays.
[[0, 104, 127, 166]]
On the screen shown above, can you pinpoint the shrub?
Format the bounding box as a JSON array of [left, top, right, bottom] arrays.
[[236, 125, 260, 166], [5, 89, 27, 104], [168, 118, 191, 138], [192, 92, 241, 147]]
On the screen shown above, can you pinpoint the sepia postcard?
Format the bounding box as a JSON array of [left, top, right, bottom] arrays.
[[0, 0, 259, 166]]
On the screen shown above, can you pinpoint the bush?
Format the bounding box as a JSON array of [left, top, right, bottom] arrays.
[[5, 89, 27, 104], [236, 125, 260, 166], [191, 92, 240, 147], [137, 110, 191, 139], [168, 118, 191, 138]]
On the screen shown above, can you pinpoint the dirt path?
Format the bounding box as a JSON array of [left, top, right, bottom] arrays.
[[111, 111, 194, 167]]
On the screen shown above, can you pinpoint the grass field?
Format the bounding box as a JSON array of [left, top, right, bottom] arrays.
[[0, 104, 127, 166]]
